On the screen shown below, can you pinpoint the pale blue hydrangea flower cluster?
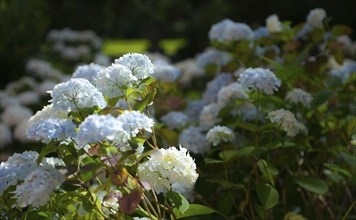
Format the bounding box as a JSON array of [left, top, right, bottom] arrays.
[[285, 88, 313, 107], [330, 60, 356, 83], [209, 19, 254, 42], [0, 151, 39, 195], [267, 109, 306, 137], [72, 63, 104, 84], [196, 48, 232, 69], [217, 82, 249, 106], [137, 146, 198, 195], [238, 68, 281, 95], [51, 78, 107, 112], [206, 125, 235, 146], [160, 111, 189, 130], [199, 103, 222, 130], [152, 60, 181, 83], [202, 73, 233, 103], [266, 14, 283, 33], [179, 126, 210, 154], [14, 163, 64, 207], [77, 111, 154, 146]]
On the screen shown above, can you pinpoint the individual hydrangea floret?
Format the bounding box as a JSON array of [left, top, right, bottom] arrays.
[[72, 63, 104, 84], [114, 53, 154, 79], [117, 111, 154, 137], [0, 151, 39, 195], [206, 125, 235, 146], [238, 68, 281, 95], [137, 146, 198, 195], [94, 63, 137, 98], [26, 118, 76, 143], [306, 8, 327, 29], [153, 60, 181, 83], [160, 111, 189, 130], [285, 88, 313, 107], [51, 78, 107, 112], [217, 82, 249, 106], [14, 164, 65, 207], [76, 114, 128, 146], [179, 126, 210, 154], [266, 14, 283, 33], [267, 109, 306, 137], [199, 103, 222, 130], [209, 19, 254, 42], [202, 73, 233, 103], [196, 48, 232, 69]]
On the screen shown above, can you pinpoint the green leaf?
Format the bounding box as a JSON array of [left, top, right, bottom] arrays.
[[331, 24, 353, 37], [257, 160, 278, 186], [204, 158, 224, 164], [133, 88, 157, 112], [219, 146, 255, 162], [166, 191, 189, 214], [256, 183, 279, 209], [37, 141, 56, 164], [294, 176, 329, 195], [311, 90, 333, 109], [174, 204, 215, 219], [232, 121, 258, 132]]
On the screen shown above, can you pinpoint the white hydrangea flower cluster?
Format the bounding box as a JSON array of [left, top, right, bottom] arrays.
[[76, 111, 154, 147], [238, 68, 281, 95], [306, 8, 327, 29], [206, 125, 235, 146], [160, 111, 189, 130], [94, 64, 136, 98], [267, 109, 305, 137], [209, 19, 254, 42], [153, 60, 181, 83], [179, 126, 210, 154], [176, 59, 204, 86], [0, 105, 32, 127], [199, 103, 222, 130], [51, 78, 107, 112], [0, 123, 12, 148], [137, 146, 198, 195], [285, 88, 313, 107], [0, 151, 38, 195], [72, 63, 104, 84], [14, 164, 65, 207], [217, 82, 249, 106], [196, 48, 232, 69], [114, 53, 154, 79], [266, 14, 283, 33], [26, 59, 64, 80]]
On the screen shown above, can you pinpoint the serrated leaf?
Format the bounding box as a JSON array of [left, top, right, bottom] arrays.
[[166, 191, 189, 214], [294, 176, 329, 195], [174, 204, 215, 219], [256, 183, 279, 209]]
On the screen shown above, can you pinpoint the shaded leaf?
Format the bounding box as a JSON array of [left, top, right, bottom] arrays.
[[174, 204, 215, 219], [119, 190, 142, 214], [294, 176, 329, 195], [219, 146, 255, 161], [256, 183, 279, 209], [166, 191, 189, 214]]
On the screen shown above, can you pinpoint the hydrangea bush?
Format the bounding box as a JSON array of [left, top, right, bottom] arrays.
[[1, 8, 355, 220]]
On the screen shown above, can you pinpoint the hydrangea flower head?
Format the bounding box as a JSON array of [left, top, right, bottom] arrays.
[[285, 88, 313, 107], [199, 103, 222, 130], [94, 63, 137, 98], [267, 109, 306, 137], [76, 114, 128, 146], [117, 110, 154, 137], [72, 63, 104, 84], [206, 125, 235, 146], [238, 68, 281, 95], [0, 151, 38, 194], [179, 126, 210, 154], [51, 78, 106, 112], [160, 111, 189, 130], [203, 73, 233, 103], [266, 14, 283, 33], [137, 146, 198, 195], [209, 19, 254, 42], [14, 164, 64, 207], [115, 53, 154, 79], [307, 8, 327, 29], [153, 61, 181, 83], [217, 82, 249, 106], [196, 48, 232, 69]]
